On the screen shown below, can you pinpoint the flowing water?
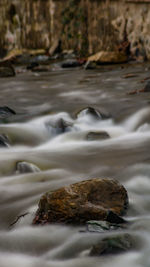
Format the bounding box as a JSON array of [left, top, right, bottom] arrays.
[[1, 63, 150, 266]]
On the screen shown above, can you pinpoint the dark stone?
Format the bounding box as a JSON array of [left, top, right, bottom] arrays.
[[16, 161, 40, 174], [0, 106, 16, 119], [89, 233, 135, 256], [0, 134, 10, 147], [76, 107, 110, 120], [30, 55, 50, 64], [0, 61, 15, 77], [26, 62, 39, 70], [106, 210, 127, 224], [33, 178, 128, 225], [87, 131, 110, 141]]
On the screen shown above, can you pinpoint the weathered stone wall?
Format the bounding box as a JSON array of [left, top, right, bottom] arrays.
[[0, 0, 150, 58]]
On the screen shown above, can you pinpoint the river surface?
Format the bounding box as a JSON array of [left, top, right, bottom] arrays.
[[0, 63, 150, 266]]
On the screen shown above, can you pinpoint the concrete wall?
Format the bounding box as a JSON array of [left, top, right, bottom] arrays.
[[0, 0, 150, 58]]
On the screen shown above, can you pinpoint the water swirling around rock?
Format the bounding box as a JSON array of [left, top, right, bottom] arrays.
[[0, 64, 150, 266]]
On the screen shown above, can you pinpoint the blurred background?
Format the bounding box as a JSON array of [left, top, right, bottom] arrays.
[[0, 0, 149, 61]]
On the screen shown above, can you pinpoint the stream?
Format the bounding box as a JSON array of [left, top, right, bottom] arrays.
[[0, 62, 150, 266]]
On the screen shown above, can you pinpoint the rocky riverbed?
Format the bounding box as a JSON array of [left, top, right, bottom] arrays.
[[0, 61, 150, 266]]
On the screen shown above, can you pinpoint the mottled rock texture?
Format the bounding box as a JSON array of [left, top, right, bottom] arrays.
[[0, 0, 150, 58], [33, 178, 128, 225]]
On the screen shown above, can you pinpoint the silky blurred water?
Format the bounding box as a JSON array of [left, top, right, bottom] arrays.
[[0, 63, 150, 266]]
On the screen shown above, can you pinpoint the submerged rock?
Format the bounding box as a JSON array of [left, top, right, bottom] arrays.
[[88, 51, 128, 64], [0, 61, 15, 77], [46, 118, 73, 135], [16, 161, 40, 174], [33, 178, 128, 225], [89, 233, 135, 256], [87, 131, 110, 141]]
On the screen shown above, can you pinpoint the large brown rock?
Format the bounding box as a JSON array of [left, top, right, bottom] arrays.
[[33, 178, 128, 225], [88, 51, 127, 64]]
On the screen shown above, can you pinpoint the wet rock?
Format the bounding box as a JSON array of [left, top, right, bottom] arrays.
[[0, 106, 16, 119], [30, 55, 50, 65], [16, 161, 40, 174], [76, 107, 110, 120], [87, 131, 110, 141], [86, 217, 127, 233], [33, 178, 128, 225], [0, 61, 15, 77], [61, 59, 83, 68], [89, 233, 135, 256], [88, 51, 128, 64], [87, 220, 112, 233], [0, 134, 10, 147], [106, 210, 127, 224]]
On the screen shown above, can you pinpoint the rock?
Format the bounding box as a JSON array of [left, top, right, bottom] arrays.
[[88, 51, 128, 64], [46, 118, 73, 135], [0, 61, 15, 77], [106, 210, 127, 224], [16, 161, 40, 174], [76, 107, 110, 120], [61, 59, 83, 68], [26, 62, 39, 70], [86, 131, 110, 141], [30, 55, 50, 65], [0, 106, 16, 119], [89, 233, 135, 256], [87, 220, 112, 233], [0, 134, 10, 147], [33, 178, 128, 225], [86, 217, 127, 233]]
